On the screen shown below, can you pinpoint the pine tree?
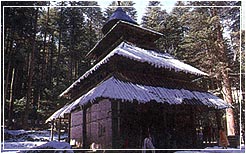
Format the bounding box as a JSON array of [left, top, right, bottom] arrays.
[[178, 1, 241, 135], [141, 1, 183, 55], [3, 2, 45, 129], [24, 7, 39, 129], [168, 1, 190, 59], [3, 1, 104, 129], [141, 1, 168, 30]]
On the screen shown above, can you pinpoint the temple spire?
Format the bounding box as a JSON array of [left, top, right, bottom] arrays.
[[102, 5, 138, 35], [117, 1, 121, 6]]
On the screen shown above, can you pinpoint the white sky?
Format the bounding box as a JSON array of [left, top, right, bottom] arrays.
[[97, 0, 176, 23], [97, 0, 245, 30]]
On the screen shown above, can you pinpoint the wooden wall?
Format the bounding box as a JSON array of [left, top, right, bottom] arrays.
[[70, 99, 218, 149], [70, 99, 113, 149], [70, 110, 83, 147], [86, 99, 113, 148]]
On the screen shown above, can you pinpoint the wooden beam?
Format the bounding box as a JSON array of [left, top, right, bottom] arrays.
[[58, 118, 61, 141], [51, 120, 54, 141], [82, 107, 87, 148], [68, 113, 71, 143]]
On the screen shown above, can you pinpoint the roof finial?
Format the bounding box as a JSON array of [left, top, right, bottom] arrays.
[[117, 1, 121, 6]]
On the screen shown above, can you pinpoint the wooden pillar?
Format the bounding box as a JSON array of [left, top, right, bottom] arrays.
[[112, 101, 116, 148], [215, 109, 222, 144], [51, 120, 54, 141], [68, 114, 71, 143], [174, 105, 177, 129], [117, 102, 120, 137], [191, 106, 196, 147], [82, 107, 87, 149], [112, 100, 119, 148], [215, 110, 222, 129], [138, 104, 143, 148], [58, 118, 61, 141]]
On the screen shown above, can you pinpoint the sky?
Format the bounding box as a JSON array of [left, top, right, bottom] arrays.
[[97, 0, 177, 23], [97, 0, 245, 30]]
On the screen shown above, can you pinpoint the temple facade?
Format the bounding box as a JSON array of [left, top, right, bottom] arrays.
[[46, 7, 230, 150]]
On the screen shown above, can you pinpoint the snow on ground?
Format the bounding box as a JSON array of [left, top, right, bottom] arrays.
[[2, 141, 73, 153], [4, 129, 51, 142], [20, 141, 73, 153], [175, 144, 245, 153], [1, 129, 69, 153], [2, 142, 47, 153], [2, 129, 245, 153]]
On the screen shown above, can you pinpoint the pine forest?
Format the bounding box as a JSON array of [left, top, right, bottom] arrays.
[[2, 0, 244, 138]]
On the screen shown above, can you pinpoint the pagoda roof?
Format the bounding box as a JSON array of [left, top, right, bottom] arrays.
[[51, 76, 230, 120], [60, 42, 207, 97], [102, 7, 138, 34], [87, 21, 163, 59]]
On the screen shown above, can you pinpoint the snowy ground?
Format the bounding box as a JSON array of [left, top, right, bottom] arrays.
[[1, 129, 245, 153], [175, 145, 245, 153], [1, 129, 69, 153]]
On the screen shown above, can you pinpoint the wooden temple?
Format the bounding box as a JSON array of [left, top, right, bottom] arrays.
[[46, 7, 231, 150]]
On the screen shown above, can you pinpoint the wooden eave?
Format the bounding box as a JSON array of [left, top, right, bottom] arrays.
[[66, 55, 207, 101], [86, 21, 163, 60], [66, 75, 229, 112]]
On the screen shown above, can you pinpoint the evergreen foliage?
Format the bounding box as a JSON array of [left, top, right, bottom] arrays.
[[2, 1, 243, 132], [3, 1, 103, 129], [140, 1, 243, 135]]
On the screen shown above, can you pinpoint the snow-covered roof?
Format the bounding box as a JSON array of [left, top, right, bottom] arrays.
[[107, 8, 137, 25], [102, 7, 138, 34], [53, 76, 230, 120], [45, 104, 70, 123], [88, 20, 163, 59], [60, 42, 208, 97]]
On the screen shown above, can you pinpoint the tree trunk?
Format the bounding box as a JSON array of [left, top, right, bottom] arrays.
[[4, 29, 14, 115], [24, 8, 38, 129], [56, 2, 65, 85], [49, 33, 54, 87], [41, 6, 49, 90], [221, 69, 235, 136], [8, 67, 15, 129], [213, 9, 235, 135], [5, 58, 11, 116]]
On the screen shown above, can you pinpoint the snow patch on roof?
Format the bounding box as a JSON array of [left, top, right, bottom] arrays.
[[45, 104, 69, 123], [52, 77, 230, 120], [116, 43, 207, 76]]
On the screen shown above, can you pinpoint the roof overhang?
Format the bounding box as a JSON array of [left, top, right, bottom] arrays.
[[51, 76, 231, 121], [45, 104, 70, 123], [102, 7, 138, 34], [59, 42, 208, 98], [87, 20, 163, 59]]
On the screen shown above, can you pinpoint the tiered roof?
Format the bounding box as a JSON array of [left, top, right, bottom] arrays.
[[102, 7, 138, 34], [47, 75, 230, 122], [46, 7, 229, 122], [60, 42, 207, 97], [87, 21, 163, 60]]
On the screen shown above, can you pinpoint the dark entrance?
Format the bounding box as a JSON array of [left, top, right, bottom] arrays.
[[114, 101, 201, 149]]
